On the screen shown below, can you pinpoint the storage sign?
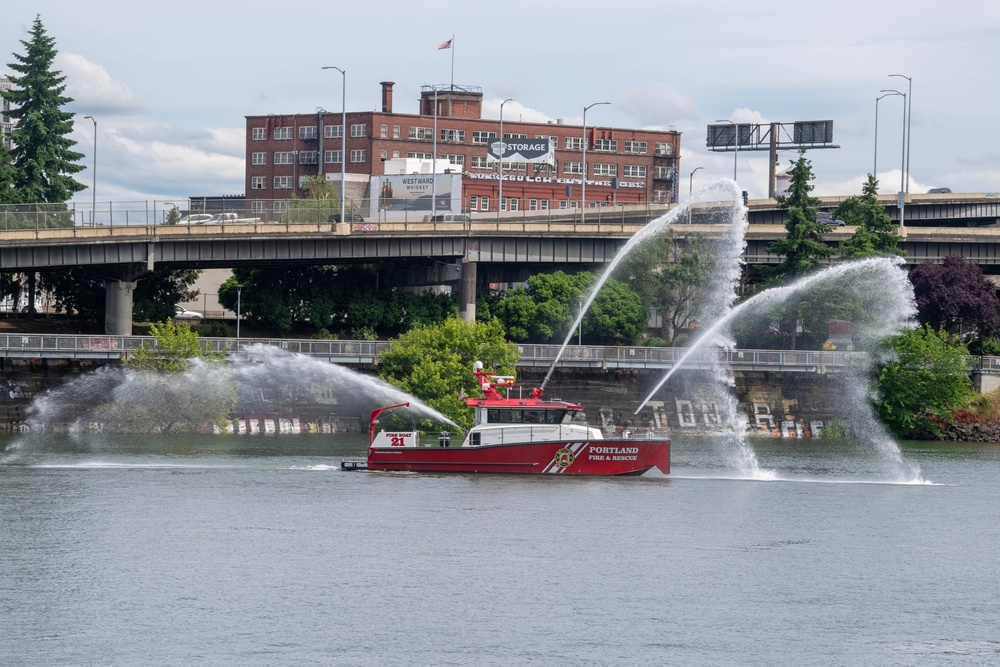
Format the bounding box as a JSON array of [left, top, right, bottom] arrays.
[[487, 137, 555, 166]]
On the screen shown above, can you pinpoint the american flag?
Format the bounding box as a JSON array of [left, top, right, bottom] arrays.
[[438, 38, 452, 50]]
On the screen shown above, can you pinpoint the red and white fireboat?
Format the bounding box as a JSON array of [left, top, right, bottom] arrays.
[[348, 362, 669, 476]]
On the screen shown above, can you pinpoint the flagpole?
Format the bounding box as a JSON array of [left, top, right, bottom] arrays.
[[432, 88, 438, 219], [450, 35, 455, 91]]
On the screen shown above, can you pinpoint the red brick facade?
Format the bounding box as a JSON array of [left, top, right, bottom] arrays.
[[245, 82, 681, 215]]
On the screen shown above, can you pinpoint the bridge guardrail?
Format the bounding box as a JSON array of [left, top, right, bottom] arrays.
[[6, 335, 997, 375]]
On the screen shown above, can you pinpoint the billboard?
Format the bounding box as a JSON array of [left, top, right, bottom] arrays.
[[486, 137, 555, 165], [368, 173, 464, 216]]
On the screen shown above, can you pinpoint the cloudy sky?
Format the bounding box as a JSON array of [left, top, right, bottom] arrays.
[[3, 0, 998, 204]]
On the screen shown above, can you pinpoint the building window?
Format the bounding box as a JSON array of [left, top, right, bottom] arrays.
[[350, 149, 366, 162], [380, 124, 388, 138], [409, 126, 434, 140], [325, 150, 343, 164], [251, 176, 266, 189], [654, 166, 675, 179], [529, 199, 549, 211], [593, 163, 617, 176], [350, 123, 366, 138], [441, 154, 465, 166], [252, 127, 267, 140], [274, 127, 293, 140], [470, 195, 479, 210], [623, 165, 646, 178], [274, 176, 292, 189], [593, 138, 618, 152], [565, 137, 583, 150], [624, 141, 647, 154], [274, 152, 294, 165], [407, 152, 432, 159], [393, 125, 400, 139], [380, 149, 388, 160], [251, 152, 267, 166], [481, 196, 490, 210], [441, 129, 465, 142], [251, 200, 266, 213], [273, 200, 287, 213], [471, 156, 490, 169], [503, 133, 528, 139], [325, 125, 343, 139], [299, 126, 317, 140], [653, 190, 671, 203], [472, 130, 496, 144], [392, 150, 400, 158], [564, 161, 583, 175], [501, 198, 519, 212], [500, 161, 526, 172], [655, 142, 673, 156], [299, 151, 318, 165]]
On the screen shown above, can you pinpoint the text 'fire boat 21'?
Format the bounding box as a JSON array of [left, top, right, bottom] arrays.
[[343, 362, 670, 476]]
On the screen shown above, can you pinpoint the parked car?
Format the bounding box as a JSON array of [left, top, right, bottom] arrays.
[[816, 211, 846, 227], [423, 213, 470, 223], [328, 213, 365, 222], [928, 187, 952, 194], [173, 306, 204, 320], [177, 214, 214, 225]]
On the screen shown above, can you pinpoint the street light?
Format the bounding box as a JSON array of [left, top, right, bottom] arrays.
[[498, 98, 513, 221], [688, 166, 703, 224], [321, 66, 346, 225], [715, 119, 738, 182], [874, 92, 902, 177], [235, 284, 243, 342], [83, 115, 96, 226], [881, 88, 907, 227], [890, 74, 912, 194], [581, 101, 611, 222]]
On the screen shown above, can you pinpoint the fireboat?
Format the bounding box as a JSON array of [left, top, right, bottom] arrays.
[[343, 362, 670, 476]]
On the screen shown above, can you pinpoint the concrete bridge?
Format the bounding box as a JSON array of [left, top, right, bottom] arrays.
[[3, 193, 1000, 334]]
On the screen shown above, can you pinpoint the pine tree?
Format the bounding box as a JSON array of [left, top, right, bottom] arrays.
[[2, 15, 86, 204], [765, 149, 834, 280], [835, 174, 904, 258]]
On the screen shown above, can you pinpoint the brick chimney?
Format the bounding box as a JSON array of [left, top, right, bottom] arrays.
[[380, 81, 394, 113]]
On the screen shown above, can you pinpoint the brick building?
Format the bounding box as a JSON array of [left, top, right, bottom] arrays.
[[244, 81, 681, 217]]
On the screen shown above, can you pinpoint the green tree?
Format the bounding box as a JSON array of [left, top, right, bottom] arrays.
[[2, 16, 86, 204], [377, 317, 519, 429], [0, 140, 18, 204], [38, 268, 200, 323], [126, 320, 223, 372], [766, 149, 834, 280], [876, 325, 976, 437], [283, 174, 343, 223], [835, 174, 904, 259]]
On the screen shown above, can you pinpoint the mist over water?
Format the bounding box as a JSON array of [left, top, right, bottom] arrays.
[[7, 346, 453, 451]]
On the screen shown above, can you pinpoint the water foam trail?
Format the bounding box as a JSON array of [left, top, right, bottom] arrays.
[[540, 180, 745, 391]]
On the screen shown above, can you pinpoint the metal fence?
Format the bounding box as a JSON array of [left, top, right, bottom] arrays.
[[0, 198, 674, 231]]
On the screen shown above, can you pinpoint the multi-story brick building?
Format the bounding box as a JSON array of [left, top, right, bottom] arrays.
[[244, 81, 681, 217]]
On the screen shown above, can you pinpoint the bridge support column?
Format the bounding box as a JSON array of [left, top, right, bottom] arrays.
[[459, 259, 477, 323], [105, 280, 136, 335]]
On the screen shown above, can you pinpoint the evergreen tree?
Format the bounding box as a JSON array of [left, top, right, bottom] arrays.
[[2, 15, 86, 204], [0, 140, 18, 204], [766, 149, 834, 280], [835, 174, 904, 258]]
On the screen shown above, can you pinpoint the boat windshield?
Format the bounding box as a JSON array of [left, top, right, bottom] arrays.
[[485, 408, 575, 425]]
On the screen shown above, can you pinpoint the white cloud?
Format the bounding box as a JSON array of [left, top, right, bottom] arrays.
[[57, 53, 141, 114], [617, 83, 700, 126]]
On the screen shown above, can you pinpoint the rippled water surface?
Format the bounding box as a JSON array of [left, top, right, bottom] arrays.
[[3, 433, 999, 666]]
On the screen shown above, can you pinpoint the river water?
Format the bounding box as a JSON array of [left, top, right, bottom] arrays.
[[2, 432, 999, 666]]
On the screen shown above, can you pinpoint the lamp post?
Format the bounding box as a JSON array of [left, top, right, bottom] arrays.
[[498, 98, 513, 221], [83, 115, 96, 226], [688, 166, 703, 224], [235, 284, 243, 342], [578, 296, 583, 346], [581, 101, 610, 222], [321, 66, 346, 224], [715, 119, 738, 182], [881, 88, 907, 227], [874, 92, 902, 177], [890, 73, 912, 194]]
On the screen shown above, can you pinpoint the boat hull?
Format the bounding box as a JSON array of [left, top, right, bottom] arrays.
[[367, 439, 670, 476]]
